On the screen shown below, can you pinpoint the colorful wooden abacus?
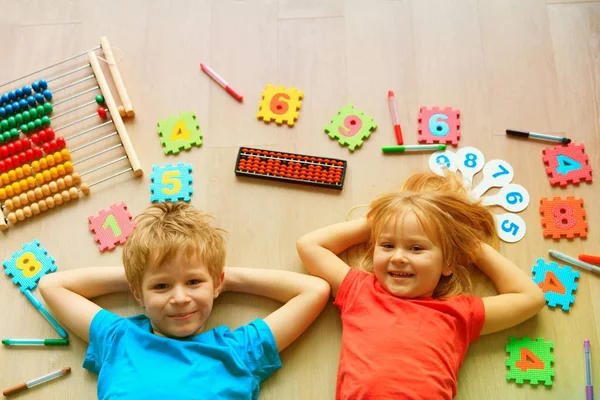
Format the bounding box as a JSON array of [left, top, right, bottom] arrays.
[[0, 37, 142, 231], [235, 147, 347, 190]]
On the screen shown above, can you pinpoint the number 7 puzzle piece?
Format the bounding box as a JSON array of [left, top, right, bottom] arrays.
[[325, 104, 377, 152], [539, 196, 587, 239], [150, 163, 193, 203], [542, 142, 592, 187], [157, 112, 203, 155], [3, 239, 57, 292], [506, 336, 555, 386], [256, 84, 303, 127], [88, 202, 136, 252], [531, 258, 579, 311]]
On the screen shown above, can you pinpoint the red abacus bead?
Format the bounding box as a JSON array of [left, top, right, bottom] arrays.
[[42, 143, 50, 154], [34, 148, 42, 159], [21, 138, 31, 149], [4, 158, 13, 169], [56, 137, 66, 149], [0, 161, 5, 172], [97, 107, 107, 118], [11, 155, 19, 166], [19, 153, 27, 164], [45, 128, 55, 141], [25, 149, 34, 162], [30, 133, 40, 145], [0, 146, 8, 158], [7, 143, 15, 156], [38, 130, 47, 142], [14, 140, 23, 152]]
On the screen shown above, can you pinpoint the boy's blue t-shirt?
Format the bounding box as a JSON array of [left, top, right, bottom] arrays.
[[83, 309, 282, 400]]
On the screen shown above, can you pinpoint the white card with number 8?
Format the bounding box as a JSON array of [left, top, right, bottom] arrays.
[[429, 150, 457, 177], [470, 159, 514, 198], [481, 183, 530, 212], [494, 213, 526, 243], [455, 147, 485, 189]]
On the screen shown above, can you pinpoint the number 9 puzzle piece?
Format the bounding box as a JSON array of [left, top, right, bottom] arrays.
[[157, 112, 203, 155], [256, 84, 303, 127], [88, 202, 136, 252], [418, 106, 461, 146], [506, 336, 555, 386], [539, 196, 587, 239], [150, 163, 193, 203], [542, 143, 592, 187], [325, 104, 377, 152], [2, 239, 57, 292]]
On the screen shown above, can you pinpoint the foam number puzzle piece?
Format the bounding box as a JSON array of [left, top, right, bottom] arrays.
[[2, 239, 57, 292], [531, 258, 579, 311], [539, 196, 587, 239], [256, 84, 303, 127], [506, 337, 555, 386], [157, 112, 203, 155], [150, 163, 193, 203], [324, 104, 377, 152], [88, 203, 136, 252], [418, 107, 461, 146], [542, 143, 592, 187]]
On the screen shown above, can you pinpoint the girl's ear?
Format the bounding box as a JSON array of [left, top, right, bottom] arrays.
[[130, 283, 144, 308], [441, 264, 453, 277]]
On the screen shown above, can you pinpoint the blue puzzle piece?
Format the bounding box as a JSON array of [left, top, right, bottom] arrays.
[[532, 258, 579, 311], [3, 239, 57, 292], [150, 163, 193, 203]]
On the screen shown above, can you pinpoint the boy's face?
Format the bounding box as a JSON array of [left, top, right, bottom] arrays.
[[131, 252, 224, 338]]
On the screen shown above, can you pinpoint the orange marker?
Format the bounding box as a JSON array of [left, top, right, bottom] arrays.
[[388, 90, 403, 145], [200, 63, 243, 102], [579, 254, 600, 265], [3, 367, 71, 396]]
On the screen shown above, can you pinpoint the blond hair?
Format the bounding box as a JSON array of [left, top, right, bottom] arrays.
[[122, 202, 228, 291], [359, 171, 498, 299]]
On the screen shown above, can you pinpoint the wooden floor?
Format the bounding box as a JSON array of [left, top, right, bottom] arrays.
[[1, 0, 599, 398]]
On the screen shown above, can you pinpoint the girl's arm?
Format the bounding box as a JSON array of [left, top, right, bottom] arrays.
[[476, 243, 546, 335], [38, 267, 130, 342], [222, 267, 330, 352], [296, 218, 370, 297]]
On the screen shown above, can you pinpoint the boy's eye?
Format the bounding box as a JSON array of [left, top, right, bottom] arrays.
[[187, 279, 202, 285]]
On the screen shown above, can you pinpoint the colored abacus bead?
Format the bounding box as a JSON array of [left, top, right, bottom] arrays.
[[22, 86, 31, 96], [14, 113, 23, 125], [19, 99, 28, 109], [31, 203, 40, 215], [34, 93, 44, 104], [95, 94, 105, 104], [41, 116, 50, 126], [0, 107, 5, 118], [1, 93, 8, 105], [44, 102, 53, 114], [29, 107, 38, 118], [27, 96, 36, 107], [39, 79, 48, 90], [20, 124, 29, 133], [31, 81, 39, 92], [81, 183, 90, 195], [56, 137, 66, 149], [97, 107, 107, 119], [15, 88, 23, 98], [8, 91, 16, 101], [43, 89, 52, 101]]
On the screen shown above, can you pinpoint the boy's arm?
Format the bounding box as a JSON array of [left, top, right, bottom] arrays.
[[223, 267, 330, 352], [38, 267, 130, 342], [476, 243, 546, 335], [296, 218, 370, 297]]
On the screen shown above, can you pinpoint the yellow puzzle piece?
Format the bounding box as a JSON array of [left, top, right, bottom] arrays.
[[256, 84, 303, 127]]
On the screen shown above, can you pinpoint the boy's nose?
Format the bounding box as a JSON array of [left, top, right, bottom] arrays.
[[170, 286, 190, 303]]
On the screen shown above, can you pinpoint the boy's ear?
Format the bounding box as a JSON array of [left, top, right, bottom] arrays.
[[130, 283, 144, 307], [213, 271, 225, 298]]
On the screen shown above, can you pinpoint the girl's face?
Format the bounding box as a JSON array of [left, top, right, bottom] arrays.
[[372, 211, 450, 298]]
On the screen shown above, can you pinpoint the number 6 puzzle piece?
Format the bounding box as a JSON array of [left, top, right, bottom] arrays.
[[157, 112, 203, 155], [418, 106, 461, 146], [150, 163, 193, 203], [542, 142, 592, 187], [325, 104, 377, 152], [539, 196, 587, 239], [2, 239, 57, 292], [506, 337, 555, 386], [256, 84, 303, 127], [88, 203, 136, 252], [531, 258, 579, 311]]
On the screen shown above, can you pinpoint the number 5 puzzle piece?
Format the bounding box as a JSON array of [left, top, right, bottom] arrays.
[[157, 112, 203, 155], [539, 196, 587, 239], [531, 258, 579, 311], [256, 84, 303, 127], [150, 163, 193, 203], [542, 142, 592, 187], [325, 104, 377, 152], [2, 239, 57, 292], [506, 336, 555, 386], [418, 106, 461, 146], [88, 203, 136, 252]]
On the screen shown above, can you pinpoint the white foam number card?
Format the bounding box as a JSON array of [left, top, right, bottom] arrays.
[[481, 183, 530, 213], [455, 147, 485, 189], [470, 159, 514, 198], [494, 213, 527, 243], [429, 150, 458, 176]]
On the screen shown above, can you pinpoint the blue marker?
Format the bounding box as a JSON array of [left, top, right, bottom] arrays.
[[23, 290, 68, 338]]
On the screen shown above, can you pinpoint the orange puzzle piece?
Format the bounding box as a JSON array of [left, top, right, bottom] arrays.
[[537, 271, 566, 294], [539, 196, 587, 239]]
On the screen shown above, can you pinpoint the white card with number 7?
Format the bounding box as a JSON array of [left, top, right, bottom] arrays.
[[481, 183, 530, 212], [470, 159, 514, 198], [455, 147, 485, 189]]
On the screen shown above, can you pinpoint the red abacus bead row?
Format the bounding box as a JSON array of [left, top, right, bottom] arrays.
[[3, 173, 81, 211], [0, 138, 31, 161], [41, 137, 66, 155], [0, 148, 70, 186], [30, 127, 55, 146], [0, 148, 43, 173], [241, 148, 345, 167], [238, 157, 343, 184], [0, 160, 73, 199]]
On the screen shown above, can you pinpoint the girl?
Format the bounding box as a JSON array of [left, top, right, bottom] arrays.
[[296, 171, 545, 400]]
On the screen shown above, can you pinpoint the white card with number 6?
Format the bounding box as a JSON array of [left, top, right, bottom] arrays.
[[429, 150, 457, 177], [481, 183, 530, 212], [455, 147, 485, 189], [494, 213, 526, 243], [470, 159, 514, 198]]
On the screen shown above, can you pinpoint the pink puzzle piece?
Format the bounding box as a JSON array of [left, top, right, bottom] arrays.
[[88, 203, 136, 252], [542, 143, 592, 187]]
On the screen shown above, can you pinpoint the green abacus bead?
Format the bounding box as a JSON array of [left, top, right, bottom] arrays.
[[27, 121, 36, 131], [29, 108, 38, 118], [20, 124, 29, 133], [10, 128, 19, 138], [7, 116, 16, 128], [95, 94, 105, 104], [2, 132, 11, 141], [0, 134, 4, 144], [44, 102, 53, 114], [36, 105, 45, 116], [41, 116, 50, 126], [0, 120, 8, 131], [22, 110, 31, 122], [34, 118, 42, 128], [15, 113, 23, 125]]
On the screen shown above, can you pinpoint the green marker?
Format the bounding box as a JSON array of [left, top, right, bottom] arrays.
[[382, 144, 447, 153], [2, 338, 69, 346]]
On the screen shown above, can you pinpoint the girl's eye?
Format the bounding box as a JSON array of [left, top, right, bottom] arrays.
[[154, 284, 168, 290], [382, 243, 394, 249], [410, 246, 423, 251]]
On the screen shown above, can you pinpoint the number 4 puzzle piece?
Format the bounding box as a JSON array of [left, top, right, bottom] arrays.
[[157, 112, 203, 155], [88, 203, 136, 252], [325, 104, 377, 152], [542, 142, 592, 187], [539, 196, 587, 239], [506, 336, 555, 386], [150, 163, 193, 203], [418, 106, 461, 146], [2, 239, 57, 292], [256, 84, 303, 127], [531, 258, 579, 311]]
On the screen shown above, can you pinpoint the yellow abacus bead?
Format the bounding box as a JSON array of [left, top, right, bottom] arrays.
[[49, 181, 58, 193], [53, 193, 63, 206], [49, 167, 58, 179], [15, 209, 25, 221], [54, 153, 63, 163], [0, 188, 6, 200], [57, 178, 66, 190], [4, 199, 14, 211], [72, 173, 81, 184], [23, 207, 32, 218], [46, 154, 55, 167], [8, 213, 17, 224], [80, 183, 90, 195], [61, 149, 70, 160], [27, 190, 36, 202], [46, 197, 55, 208], [39, 158, 48, 169], [15, 168, 24, 179], [12, 197, 21, 208], [8, 170, 16, 182], [5, 185, 14, 197], [69, 187, 79, 199], [31, 203, 40, 215], [19, 179, 28, 191], [1, 173, 9, 185], [11, 182, 21, 194], [35, 173, 44, 185], [31, 160, 40, 172], [42, 170, 51, 182], [20, 193, 28, 205], [56, 164, 65, 176], [27, 176, 35, 188], [61, 190, 70, 202], [64, 175, 73, 187], [38, 200, 48, 211], [22, 164, 32, 176], [64, 161, 73, 173]]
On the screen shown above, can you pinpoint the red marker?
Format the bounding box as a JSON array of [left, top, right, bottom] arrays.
[[387, 90, 403, 145], [579, 254, 600, 265], [200, 63, 243, 102]]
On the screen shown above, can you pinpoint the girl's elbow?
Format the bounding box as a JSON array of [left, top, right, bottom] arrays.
[[532, 289, 546, 313]]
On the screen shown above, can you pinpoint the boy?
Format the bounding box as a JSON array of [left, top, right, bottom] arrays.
[[39, 202, 330, 399]]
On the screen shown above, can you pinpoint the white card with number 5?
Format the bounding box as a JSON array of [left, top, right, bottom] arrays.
[[494, 213, 526, 243], [481, 183, 530, 212]]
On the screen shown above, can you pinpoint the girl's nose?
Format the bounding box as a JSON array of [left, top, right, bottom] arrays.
[[390, 249, 408, 264]]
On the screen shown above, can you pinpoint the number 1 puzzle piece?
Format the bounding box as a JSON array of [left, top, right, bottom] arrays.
[[542, 143, 592, 187], [150, 163, 193, 203], [2, 239, 57, 292], [418, 107, 461, 146], [325, 104, 377, 152], [539, 196, 587, 239], [256, 84, 303, 127], [157, 112, 203, 155], [506, 337, 555, 386], [531, 258, 579, 311], [88, 202, 136, 252]]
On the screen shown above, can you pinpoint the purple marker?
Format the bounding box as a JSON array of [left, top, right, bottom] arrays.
[[585, 339, 594, 400]]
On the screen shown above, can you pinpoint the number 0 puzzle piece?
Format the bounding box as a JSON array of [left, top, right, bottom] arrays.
[[542, 143, 592, 187], [324, 104, 377, 152], [2, 239, 57, 292], [157, 112, 203, 155], [506, 337, 555, 386], [539, 196, 587, 239], [532, 258, 579, 311], [256, 84, 303, 127], [150, 163, 193, 203], [88, 203, 136, 252], [418, 107, 461, 146]]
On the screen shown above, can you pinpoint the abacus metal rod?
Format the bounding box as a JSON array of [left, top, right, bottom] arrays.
[[47, 64, 91, 83], [64, 120, 112, 141], [53, 86, 99, 107], [0, 46, 100, 89], [70, 132, 118, 153], [80, 156, 128, 177], [87, 167, 132, 188], [72, 143, 122, 166], [53, 75, 95, 94], [55, 112, 101, 132], [52, 100, 97, 120]]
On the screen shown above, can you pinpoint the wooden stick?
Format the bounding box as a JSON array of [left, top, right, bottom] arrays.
[[88, 52, 143, 177], [0, 206, 7, 231], [99, 37, 135, 117]]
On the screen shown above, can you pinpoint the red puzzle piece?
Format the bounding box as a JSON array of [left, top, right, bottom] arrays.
[[417, 107, 460, 146], [540, 196, 587, 239], [88, 202, 136, 252], [542, 143, 592, 187]]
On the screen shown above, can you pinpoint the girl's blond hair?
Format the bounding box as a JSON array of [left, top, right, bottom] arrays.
[[359, 171, 498, 299], [122, 202, 228, 292]]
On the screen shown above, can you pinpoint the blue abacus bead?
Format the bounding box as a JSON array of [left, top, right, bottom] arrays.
[[0, 107, 5, 118], [1, 93, 9, 105], [22, 85, 32, 96], [39, 79, 48, 90], [15, 88, 23, 99], [4, 104, 13, 115], [43, 89, 52, 101], [8, 91, 16, 101], [19, 99, 28, 109], [27, 96, 36, 107], [11, 102, 20, 113], [31, 81, 40, 92], [34, 93, 44, 104]]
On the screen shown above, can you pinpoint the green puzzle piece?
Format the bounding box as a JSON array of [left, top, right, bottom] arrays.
[[324, 104, 376, 152], [506, 336, 555, 386], [157, 112, 203, 155]]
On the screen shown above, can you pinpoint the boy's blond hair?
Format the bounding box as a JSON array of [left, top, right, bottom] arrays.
[[359, 171, 498, 299], [122, 202, 228, 292]]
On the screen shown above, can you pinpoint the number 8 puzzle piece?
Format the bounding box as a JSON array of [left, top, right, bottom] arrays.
[[418, 106, 461, 146], [150, 163, 193, 203], [88, 202, 136, 252], [3, 239, 57, 291], [157, 112, 203, 155], [256, 84, 303, 127], [539, 196, 587, 239], [325, 104, 377, 152]]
